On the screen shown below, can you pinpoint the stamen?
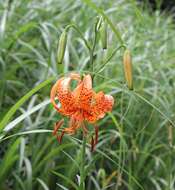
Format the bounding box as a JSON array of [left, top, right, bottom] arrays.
[[82, 122, 88, 136], [91, 126, 99, 152], [91, 136, 95, 152], [52, 119, 64, 136], [57, 131, 65, 143]]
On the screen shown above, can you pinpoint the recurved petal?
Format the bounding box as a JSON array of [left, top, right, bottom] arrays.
[[73, 74, 94, 111], [79, 74, 93, 110], [52, 73, 82, 115], [103, 94, 114, 112], [50, 78, 63, 112], [57, 77, 76, 114], [50, 77, 76, 115], [82, 74, 92, 90], [85, 92, 114, 122], [69, 73, 81, 81]]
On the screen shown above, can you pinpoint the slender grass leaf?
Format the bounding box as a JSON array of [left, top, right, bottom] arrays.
[[0, 77, 55, 132]]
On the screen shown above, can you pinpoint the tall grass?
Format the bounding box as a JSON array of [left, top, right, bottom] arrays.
[[0, 0, 175, 189]]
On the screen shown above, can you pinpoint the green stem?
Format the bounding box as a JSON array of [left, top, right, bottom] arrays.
[[95, 45, 126, 74], [90, 22, 99, 80], [91, 28, 98, 72], [65, 23, 97, 76], [79, 136, 86, 190], [65, 24, 91, 51], [83, 0, 125, 45]]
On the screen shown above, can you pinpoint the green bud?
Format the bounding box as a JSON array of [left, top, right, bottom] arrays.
[[100, 21, 107, 50], [57, 30, 67, 64], [96, 16, 103, 31]]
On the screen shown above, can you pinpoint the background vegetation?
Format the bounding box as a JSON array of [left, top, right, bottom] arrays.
[[0, 0, 175, 189]]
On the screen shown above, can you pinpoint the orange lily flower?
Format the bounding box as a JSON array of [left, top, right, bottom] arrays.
[[50, 73, 114, 150]]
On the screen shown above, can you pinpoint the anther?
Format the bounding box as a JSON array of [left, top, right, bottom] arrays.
[[57, 131, 65, 143], [52, 119, 64, 136]]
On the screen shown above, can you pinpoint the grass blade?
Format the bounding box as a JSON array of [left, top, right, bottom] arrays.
[[0, 138, 20, 187], [0, 77, 55, 132]]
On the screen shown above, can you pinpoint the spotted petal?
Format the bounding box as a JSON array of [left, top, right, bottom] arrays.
[[85, 91, 114, 123], [50, 73, 81, 116]]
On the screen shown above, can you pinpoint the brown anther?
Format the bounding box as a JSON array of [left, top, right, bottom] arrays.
[[91, 136, 95, 152], [57, 131, 65, 143], [52, 119, 64, 136], [91, 126, 99, 152]]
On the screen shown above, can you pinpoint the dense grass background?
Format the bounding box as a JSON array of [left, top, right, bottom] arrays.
[[0, 0, 175, 189]]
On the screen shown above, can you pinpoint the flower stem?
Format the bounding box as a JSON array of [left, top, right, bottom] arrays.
[[79, 136, 86, 190], [95, 44, 126, 74], [65, 23, 91, 51], [90, 23, 98, 81]]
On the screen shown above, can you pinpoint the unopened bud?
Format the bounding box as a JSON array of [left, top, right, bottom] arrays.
[[57, 30, 67, 64], [96, 16, 103, 31], [123, 50, 133, 90]]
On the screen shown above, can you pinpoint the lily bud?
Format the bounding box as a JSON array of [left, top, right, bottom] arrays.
[[100, 21, 107, 49], [123, 50, 133, 90], [57, 30, 67, 64], [96, 16, 103, 31]]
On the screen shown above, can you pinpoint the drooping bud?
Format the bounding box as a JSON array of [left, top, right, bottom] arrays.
[[96, 16, 103, 31], [57, 30, 67, 64], [99, 21, 107, 49], [123, 49, 133, 90]]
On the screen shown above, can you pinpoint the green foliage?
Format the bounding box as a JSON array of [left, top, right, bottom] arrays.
[[0, 0, 175, 189], [0, 138, 20, 188]]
